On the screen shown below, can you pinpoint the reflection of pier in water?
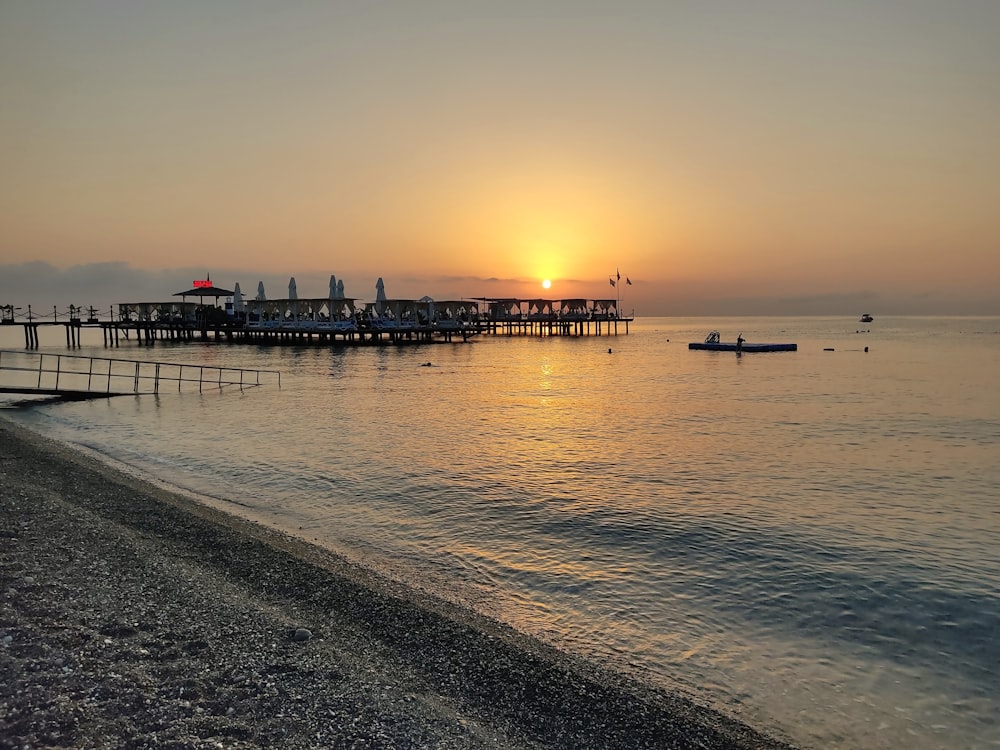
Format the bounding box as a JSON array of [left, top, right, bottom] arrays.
[[3, 296, 633, 349]]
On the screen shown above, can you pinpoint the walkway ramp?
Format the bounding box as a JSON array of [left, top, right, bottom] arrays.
[[0, 350, 280, 401]]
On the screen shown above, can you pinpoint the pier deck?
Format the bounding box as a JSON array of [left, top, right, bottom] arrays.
[[3, 315, 632, 349]]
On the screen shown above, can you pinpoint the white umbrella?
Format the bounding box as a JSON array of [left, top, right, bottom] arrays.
[[233, 282, 244, 313], [288, 277, 298, 300], [420, 295, 435, 321], [327, 275, 339, 320], [256, 281, 266, 301], [375, 277, 387, 314]]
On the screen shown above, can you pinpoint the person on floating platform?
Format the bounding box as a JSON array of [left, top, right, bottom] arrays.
[[736, 333, 745, 353]]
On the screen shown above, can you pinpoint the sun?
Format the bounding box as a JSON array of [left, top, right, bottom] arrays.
[[541, 279, 552, 290]]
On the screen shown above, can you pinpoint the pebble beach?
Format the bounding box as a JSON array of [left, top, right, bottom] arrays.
[[0, 414, 795, 749]]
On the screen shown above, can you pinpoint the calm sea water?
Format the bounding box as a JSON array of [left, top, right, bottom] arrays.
[[3, 316, 999, 749]]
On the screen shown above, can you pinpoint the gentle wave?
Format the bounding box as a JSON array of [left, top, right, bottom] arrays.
[[5, 316, 1000, 749]]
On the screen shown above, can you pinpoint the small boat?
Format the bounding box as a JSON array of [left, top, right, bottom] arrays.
[[860, 313, 874, 322]]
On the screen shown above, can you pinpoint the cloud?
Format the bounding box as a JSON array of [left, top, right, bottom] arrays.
[[0, 262, 492, 316], [2, 262, 996, 319], [0, 262, 216, 317]]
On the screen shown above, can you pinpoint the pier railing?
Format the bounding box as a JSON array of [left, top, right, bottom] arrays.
[[0, 350, 280, 399]]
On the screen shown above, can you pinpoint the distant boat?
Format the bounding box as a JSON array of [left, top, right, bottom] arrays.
[[860, 313, 874, 322]]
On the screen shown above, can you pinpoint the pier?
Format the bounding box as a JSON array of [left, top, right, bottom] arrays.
[[1, 305, 94, 349], [2, 293, 633, 350]]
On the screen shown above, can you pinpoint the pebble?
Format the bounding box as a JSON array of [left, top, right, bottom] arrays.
[[0, 418, 793, 750]]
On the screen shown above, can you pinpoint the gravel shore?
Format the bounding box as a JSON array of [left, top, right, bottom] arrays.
[[0, 414, 796, 749]]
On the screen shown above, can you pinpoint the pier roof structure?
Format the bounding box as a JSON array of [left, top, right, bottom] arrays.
[[173, 285, 235, 304]]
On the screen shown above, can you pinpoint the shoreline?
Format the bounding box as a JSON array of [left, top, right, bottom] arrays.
[[0, 413, 797, 749]]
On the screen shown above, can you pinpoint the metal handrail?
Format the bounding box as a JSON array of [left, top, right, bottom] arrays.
[[0, 350, 280, 396]]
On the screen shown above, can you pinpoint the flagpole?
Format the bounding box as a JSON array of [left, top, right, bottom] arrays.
[[616, 267, 621, 317], [609, 268, 629, 321]]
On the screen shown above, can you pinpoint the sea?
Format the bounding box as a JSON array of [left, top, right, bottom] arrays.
[[2, 315, 998, 750]]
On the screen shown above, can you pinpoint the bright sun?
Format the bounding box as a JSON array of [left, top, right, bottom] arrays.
[[541, 279, 552, 289]]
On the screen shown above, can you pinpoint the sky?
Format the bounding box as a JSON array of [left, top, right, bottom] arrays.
[[1, 0, 998, 317]]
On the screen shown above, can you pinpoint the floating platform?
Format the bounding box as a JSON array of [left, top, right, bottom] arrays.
[[688, 342, 797, 352]]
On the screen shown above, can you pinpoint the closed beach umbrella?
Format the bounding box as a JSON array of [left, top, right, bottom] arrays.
[[328, 275, 338, 319], [375, 277, 387, 315], [233, 282, 244, 313], [337, 279, 345, 299], [256, 281, 266, 301], [289, 277, 298, 300]]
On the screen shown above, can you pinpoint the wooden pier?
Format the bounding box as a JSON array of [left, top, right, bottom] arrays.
[[3, 296, 632, 349]]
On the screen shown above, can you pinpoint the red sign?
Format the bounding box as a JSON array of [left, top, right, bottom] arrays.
[[193, 279, 212, 288]]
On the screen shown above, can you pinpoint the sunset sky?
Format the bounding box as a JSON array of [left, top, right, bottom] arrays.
[[2, 1, 998, 315]]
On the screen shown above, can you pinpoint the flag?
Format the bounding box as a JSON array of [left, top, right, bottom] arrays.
[[616, 269, 621, 281], [626, 277, 632, 285], [609, 278, 616, 287]]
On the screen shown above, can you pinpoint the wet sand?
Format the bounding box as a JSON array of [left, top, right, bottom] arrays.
[[0, 414, 796, 749]]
